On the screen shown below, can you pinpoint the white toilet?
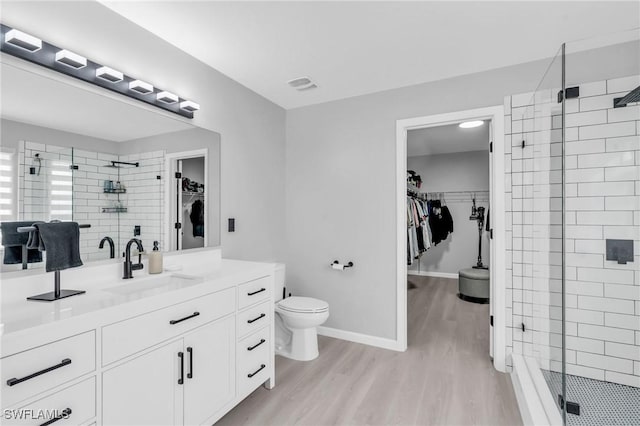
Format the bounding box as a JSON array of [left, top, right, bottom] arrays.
[[274, 264, 329, 361]]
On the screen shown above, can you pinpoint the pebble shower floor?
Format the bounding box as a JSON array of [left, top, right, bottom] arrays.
[[542, 370, 640, 425]]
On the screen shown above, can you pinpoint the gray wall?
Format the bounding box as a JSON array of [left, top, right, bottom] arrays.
[[285, 41, 640, 341], [2, 1, 287, 263], [407, 151, 490, 275]]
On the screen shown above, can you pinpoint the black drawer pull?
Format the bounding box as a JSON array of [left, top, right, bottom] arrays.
[[170, 311, 200, 325], [7, 359, 72, 387], [178, 352, 184, 385], [248, 364, 266, 378], [247, 339, 266, 351], [40, 408, 72, 426], [247, 313, 266, 324], [247, 288, 266, 296], [187, 347, 193, 379]]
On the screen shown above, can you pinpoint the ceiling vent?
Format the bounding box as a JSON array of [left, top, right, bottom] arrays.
[[287, 76, 317, 91]]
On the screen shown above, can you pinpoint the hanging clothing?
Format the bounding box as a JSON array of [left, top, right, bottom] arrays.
[[189, 199, 205, 237]]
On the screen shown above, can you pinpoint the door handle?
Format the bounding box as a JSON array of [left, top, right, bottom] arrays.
[[187, 347, 193, 379], [178, 352, 184, 385], [7, 359, 72, 387], [247, 313, 266, 324], [39, 408, 71, 426]]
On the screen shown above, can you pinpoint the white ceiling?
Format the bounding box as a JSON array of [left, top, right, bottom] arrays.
[[407, 122, 489, 157], [101, 1, 640, 109], [0, 61, 193, 142]]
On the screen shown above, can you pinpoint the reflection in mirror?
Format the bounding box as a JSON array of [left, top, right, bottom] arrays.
[[0, 57, 221, 273]]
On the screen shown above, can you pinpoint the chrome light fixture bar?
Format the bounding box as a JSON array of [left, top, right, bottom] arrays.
[[55, 49, 87, 69], [4, 29, 41, 52], [0, 23, 197, 119], [129, 79, 154, 94]]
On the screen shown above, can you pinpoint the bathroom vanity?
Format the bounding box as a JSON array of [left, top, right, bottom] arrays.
[[0, 248, 275, 425]]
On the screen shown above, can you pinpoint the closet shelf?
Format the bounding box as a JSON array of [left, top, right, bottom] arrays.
[[182, 191, 205, 196], [103, 188, 126, 194]]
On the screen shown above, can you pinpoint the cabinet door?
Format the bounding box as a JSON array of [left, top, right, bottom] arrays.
[[102, 340, 183, 426], [183, 317, 235, 426]]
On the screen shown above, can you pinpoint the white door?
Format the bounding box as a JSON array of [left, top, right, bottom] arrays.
[[102, 340, 184, 426], [488, 120, 495, 360], [183, 317, 235, 426]]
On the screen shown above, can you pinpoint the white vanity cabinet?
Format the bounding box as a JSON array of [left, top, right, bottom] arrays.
[[102, 316, 235, 426], [1, 256, 275, 426]]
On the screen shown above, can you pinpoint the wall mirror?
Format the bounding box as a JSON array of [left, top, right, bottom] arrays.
[[0, 56, 221, 272]]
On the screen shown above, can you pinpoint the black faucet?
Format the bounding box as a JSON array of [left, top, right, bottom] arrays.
[[99, 236, 115, 259], [123, 238, 144, 279]]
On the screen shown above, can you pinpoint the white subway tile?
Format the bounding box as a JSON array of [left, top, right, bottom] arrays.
[[576, 211, 633, 226], [512, 91, 535, 108], [605, 371, 640, 387], [566, 197, 604, 211], [577, 267, 634, 285], [566, 308, 604, 325], [578, 151, 634, 168], [578, 295, 635, 314], [603, 226, 640, 240], [566, 336, 604, 354], [574, 239, 605, 254], [566, 110, 608, 128], [608, 105, 640, 123], [605, 166, 639, 182], [579, 122, 636, 140], [579, 93, 620, 111], [577, 352, 633, 374], [566, 280, 603, 297], [608, 75, 640, 94], [604, 312, 640, 330], [605, 196, 640, 211], [578, 181, 634, 196], [566, 225, 603, 240], [566, 363, 605, 381], [579, 324, 635, 344], [606, 135, 639, 152], [565, 140, 606, 155]]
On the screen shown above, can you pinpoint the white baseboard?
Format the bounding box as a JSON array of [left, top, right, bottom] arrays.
[[407, 270, 458, 279], [317, 326, 403, 352]]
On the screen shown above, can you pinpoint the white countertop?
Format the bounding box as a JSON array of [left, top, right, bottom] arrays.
[[0, 249, 275, 357]]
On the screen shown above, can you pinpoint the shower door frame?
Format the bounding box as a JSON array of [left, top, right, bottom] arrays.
[[395, 105, 507, 371]]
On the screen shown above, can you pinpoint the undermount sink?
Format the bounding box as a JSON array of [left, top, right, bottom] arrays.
[[103, 274, 203, 297]]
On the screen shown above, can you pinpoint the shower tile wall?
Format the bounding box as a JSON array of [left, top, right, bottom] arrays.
[[17, 142, 165, 264], [504, 74, 640, 388]]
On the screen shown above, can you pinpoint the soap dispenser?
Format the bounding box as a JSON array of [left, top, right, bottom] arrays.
[[149, 241, 163, 274]]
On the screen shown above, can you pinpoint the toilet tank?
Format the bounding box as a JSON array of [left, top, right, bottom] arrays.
[[274, 263, 286, 302]]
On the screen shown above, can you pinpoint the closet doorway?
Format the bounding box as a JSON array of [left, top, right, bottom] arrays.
[[396, 106, 506, 371], [166, 149, 208, 251]]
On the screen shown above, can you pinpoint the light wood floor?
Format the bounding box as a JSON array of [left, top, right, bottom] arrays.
[[216, 276, 522, 426]]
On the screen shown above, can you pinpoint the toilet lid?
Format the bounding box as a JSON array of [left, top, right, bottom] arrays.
[[278, 296, 329, 313]]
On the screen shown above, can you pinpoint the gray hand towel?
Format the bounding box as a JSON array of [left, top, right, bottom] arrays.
[[0, 221, 43, 265], [26, 221, 45, 251], [34, 222, 83, 272]]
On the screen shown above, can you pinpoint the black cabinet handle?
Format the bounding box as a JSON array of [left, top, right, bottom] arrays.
[[247, 313, 266, 324], [170, 311, 200, 325], [7, 359, 72, 387], [247, 339, 266, 351], [178, 352, 184, 385], [247, 288, 266, 296], [39, 408, 71, 426], [187, 347, 193, 379], [248, 364, 266, 378]]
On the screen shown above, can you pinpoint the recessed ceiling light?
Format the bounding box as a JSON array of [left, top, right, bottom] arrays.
[[180, 100, 200, 112], [129, 79, 154, 94], [459, 120, 484, 129], [4, 29, 42, 52], [96, 66, 123, 83], [157, 91, 178, 104], [55, 49, 87, 69]]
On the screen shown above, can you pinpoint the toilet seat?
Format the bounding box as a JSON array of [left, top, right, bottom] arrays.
[[277, 296, 329, 314]]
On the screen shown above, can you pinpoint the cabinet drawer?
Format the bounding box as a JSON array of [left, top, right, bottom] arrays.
[[237, 328, 270, 398], [237, 301, 270, 338], [3, 377, 96, 426], [1, 332, 95, 409], [102, 288, 234, 366], [238, 276, 271, 310]]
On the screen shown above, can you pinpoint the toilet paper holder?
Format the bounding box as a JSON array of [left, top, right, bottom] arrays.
[[331, 260, 354, 269]]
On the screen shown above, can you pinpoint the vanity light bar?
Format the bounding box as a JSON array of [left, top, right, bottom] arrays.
[[157, 91, 178, 104], [180, 100, 200, 112], [55, 49, 87, 69], [4, 29, 41, 52], [129, 79, 154, 94], [96, 66, 123, 83], [0, 23, 196, 119]]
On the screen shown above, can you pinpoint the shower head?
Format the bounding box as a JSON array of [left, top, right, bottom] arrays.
[[103, 160, 139, 169], [613, 85, 640, 108]]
